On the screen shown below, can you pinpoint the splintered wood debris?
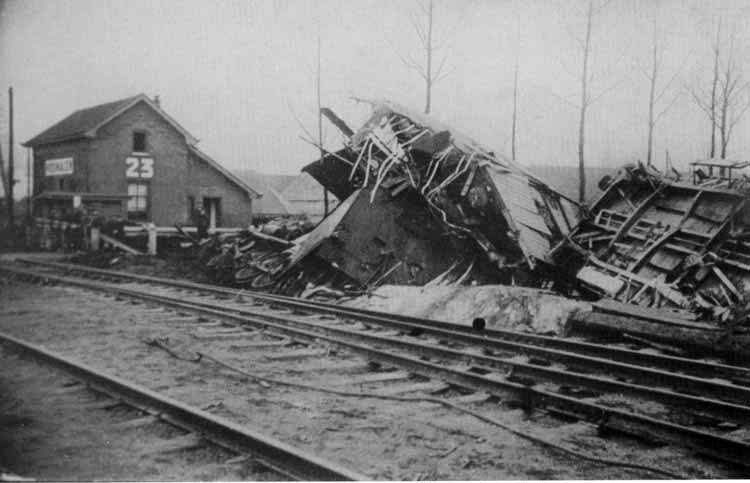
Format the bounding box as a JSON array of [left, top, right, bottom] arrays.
[[553, 159, 750, 319], [302, 100, 582, 290]]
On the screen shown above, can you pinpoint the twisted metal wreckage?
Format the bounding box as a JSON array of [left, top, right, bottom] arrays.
[[296, 100, 582, 291], [83, 99, 750, 327], [554, 159, 750, 318]]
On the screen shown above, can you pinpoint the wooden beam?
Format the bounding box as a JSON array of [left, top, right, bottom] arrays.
[[628, 227, 679, 272], [677, 190, 703, 226], [702, 199, 747, 252], [616, 187, 637, 211], [712, 266, 741, 300], [606, 186, 664, 252]]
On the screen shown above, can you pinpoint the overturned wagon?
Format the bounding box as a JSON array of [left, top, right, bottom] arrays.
[[556, 161, 750, 313], [302, 101, 581, 287]]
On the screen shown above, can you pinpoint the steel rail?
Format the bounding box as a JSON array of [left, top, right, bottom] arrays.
[[17, 258, 749, 382], [9, 263, 750, 414], [4, 264, 750, 467], [14, 259, 750, 403], [0, 331, 365, 481]]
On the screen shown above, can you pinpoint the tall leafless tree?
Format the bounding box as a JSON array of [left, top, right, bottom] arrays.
[[576, 0, 593, 204], [396, 0, 451, 114], [690, 22, 750, 159], [0, 144, 7, 207], [315, 34, 329, 216], [510, 11, 520, 162], [642, 19, 682, 165], [511, 50, 519, 161], [709, 22, 720, 158], [689, 21, 722, 158], [570, 0, 623, 203], [717, 34, 750, 158]]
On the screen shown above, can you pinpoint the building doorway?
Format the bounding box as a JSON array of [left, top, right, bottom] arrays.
[[202, 197, 221, 229]]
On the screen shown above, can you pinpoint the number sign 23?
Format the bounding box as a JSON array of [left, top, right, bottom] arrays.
[[126, 157, 154, 179]]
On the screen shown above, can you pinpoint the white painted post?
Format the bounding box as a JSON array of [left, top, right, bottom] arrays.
[[91, 227, 101, 251], [42, 221, 51, 251], [146, 223, 157, 255], [209, 201, 216, 230]]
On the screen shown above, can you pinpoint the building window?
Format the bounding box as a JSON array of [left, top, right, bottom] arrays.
[[133, 131, 147, 153], [127, 182, 148, 220]]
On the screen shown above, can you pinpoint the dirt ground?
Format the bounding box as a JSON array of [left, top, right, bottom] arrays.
[[0, 344, 277, 481], [0, 276, 739, 480]]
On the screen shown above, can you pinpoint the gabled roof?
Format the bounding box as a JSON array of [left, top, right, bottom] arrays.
[[253, 185, 300, 216], [188, 146, 261, 199], [24, 93, 198, 147]]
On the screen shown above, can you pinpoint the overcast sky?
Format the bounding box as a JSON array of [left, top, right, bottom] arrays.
[[3, 0, 750, 197]]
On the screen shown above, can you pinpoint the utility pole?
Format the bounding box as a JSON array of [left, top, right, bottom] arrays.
[[316, 34, 329, 217], [8, 86, 14, 228]]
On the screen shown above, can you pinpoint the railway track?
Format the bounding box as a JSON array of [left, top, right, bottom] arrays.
[[0, 331, 363, 481], [3, 258, 750, 476]]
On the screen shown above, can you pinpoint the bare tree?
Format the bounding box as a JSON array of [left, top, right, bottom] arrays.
[[642, 19, 682, 165], [315, 34, 329, 216], [0, 144, 7, 206], [645, 25, 658, 166], [395, 0, 451, 114], [689, 21, 722, 158], [689, 22, 750, 159], [511, 50, 519, 161], [510, 12, 520, 162], [717, 33, 750, 158], [569, 0, 624, 203], [710, 22, 720, 158], [576, 0, 593, 204]]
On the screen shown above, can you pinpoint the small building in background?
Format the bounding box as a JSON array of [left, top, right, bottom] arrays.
[[24, 93, 259, 228], [279, 172, 338, 222], [239, 170, 337, 223]]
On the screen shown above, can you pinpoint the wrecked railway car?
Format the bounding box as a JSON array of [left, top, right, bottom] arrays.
[[555, 160, 750, 314], [302, 101, 582, 287]]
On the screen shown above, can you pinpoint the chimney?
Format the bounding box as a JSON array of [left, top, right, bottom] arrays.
[[153, 95, 160, 108]]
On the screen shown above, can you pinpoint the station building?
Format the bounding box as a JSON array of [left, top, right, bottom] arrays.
[[24, 94, 260, 228]]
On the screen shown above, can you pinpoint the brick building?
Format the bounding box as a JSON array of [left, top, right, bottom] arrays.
[[24, 94, 259, 228]]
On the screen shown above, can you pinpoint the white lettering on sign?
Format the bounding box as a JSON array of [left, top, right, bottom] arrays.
[[125, 157, 154, 179], [44, 157, 74, 176]]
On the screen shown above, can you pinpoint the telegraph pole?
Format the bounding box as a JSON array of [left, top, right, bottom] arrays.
[[7, 86, 14, 227]]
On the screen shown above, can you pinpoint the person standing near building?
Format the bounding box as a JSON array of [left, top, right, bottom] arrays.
[[194, 206, 209, 239]]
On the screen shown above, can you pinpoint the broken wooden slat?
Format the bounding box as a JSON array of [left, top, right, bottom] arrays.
[[712, 266, 741, 300]]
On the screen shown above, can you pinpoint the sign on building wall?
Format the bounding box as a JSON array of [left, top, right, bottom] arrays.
[[125, 157, 154, 179], [44, 157, 74, 176]]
